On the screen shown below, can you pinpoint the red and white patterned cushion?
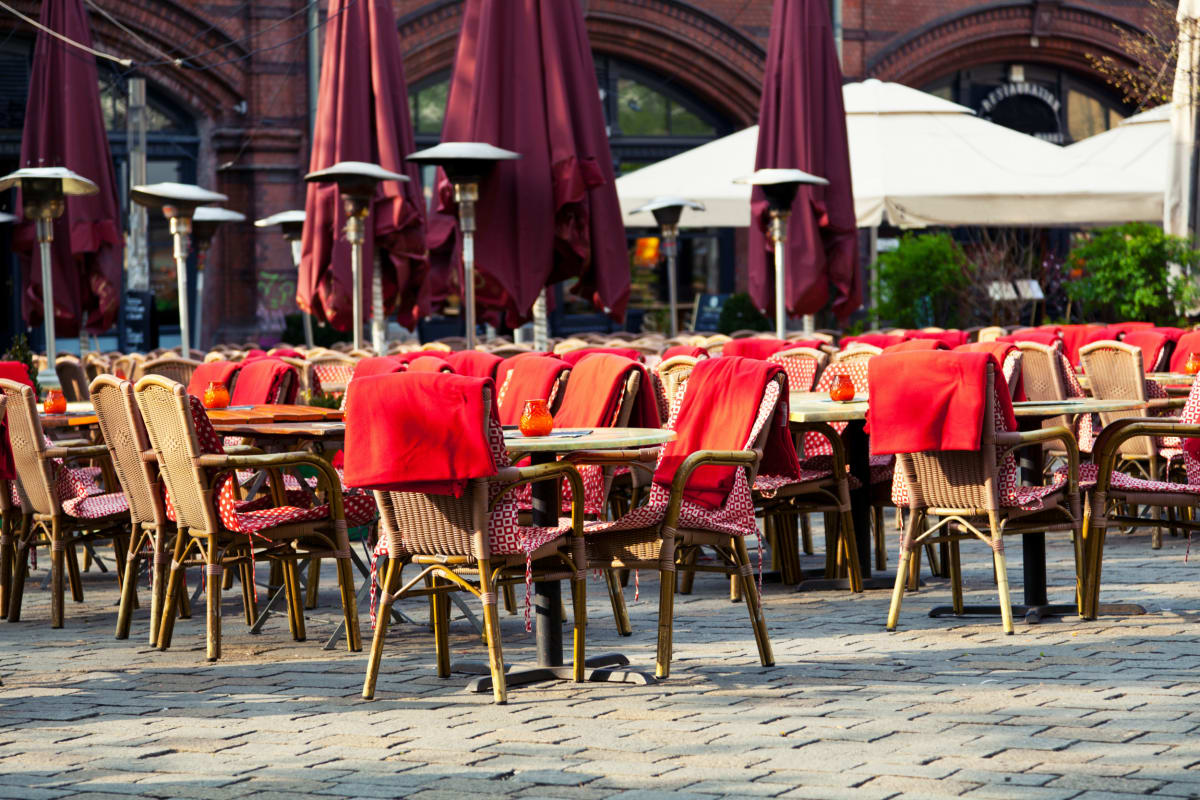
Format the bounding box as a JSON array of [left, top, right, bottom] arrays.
[[62, 491, 129, 520], [312, 363, 355, 386], [1067, 461, 1200, 496], [802, 357, 871, 458], [768, 352, 822, 393]]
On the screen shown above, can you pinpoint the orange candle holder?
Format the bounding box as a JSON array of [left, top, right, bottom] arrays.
[[203, 381, 230, 409], [519, 399, 554, 437], [830, 373, 856, 402], [1185, 352, 1200, 376], [43, 388, 66, 414]]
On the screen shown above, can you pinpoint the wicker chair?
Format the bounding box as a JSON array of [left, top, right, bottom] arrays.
[[489, 343, 536, 358], [362, 384, 587, 704], [134, 375, 361, 661], [0, 379, 130, 627], [309, 353, 357, 393], [553, 338, 590, 356], [83, 353, 111, 383], [141, 356, 202, 386], [768, 347, 827, 393], [423, 340, 457, 352], [702, 334, 732, 355], [884, 361, 1083, 634], [655, 355, 699, 412], [497, 359, 571, 418], [55, 356, 90, 402]]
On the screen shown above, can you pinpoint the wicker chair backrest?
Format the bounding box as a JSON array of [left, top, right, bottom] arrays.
[[141, 356, 202, 386], [0, 379, 57, 515], [655, 356, 697, 410], [768, 347, 827, 392], [90, 376, 163, 526], [55, 357, 89, 402], [895, 365, 1001, 513], [1079, 341, 1154, 458], [83, 353, 111, 382], [134, 376, 221, 534]]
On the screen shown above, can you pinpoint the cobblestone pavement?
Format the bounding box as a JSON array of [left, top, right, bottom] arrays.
[[2, 527, 1200, 800]]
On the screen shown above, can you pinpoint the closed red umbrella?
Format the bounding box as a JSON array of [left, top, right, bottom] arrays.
[[748, 0, 859, 322], [14, 0, 122, 337], [299, 0, 427, 332], [425, 0, 629, 328]]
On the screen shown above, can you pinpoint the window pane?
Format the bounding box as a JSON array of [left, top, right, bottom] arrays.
[[617, 78, 667, 136], [669, 102, 714, 136], [415, 80, 448, 135], [1067, 89, 1108, 142]]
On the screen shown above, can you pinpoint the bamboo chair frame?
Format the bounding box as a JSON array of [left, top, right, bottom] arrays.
[[141, 356, 203, 387]]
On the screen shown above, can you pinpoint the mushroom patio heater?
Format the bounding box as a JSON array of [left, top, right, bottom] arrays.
[[304, 162, 407, 352], [407, 142, 520, 350], [191, 206, 246, 351], [733, 168, 829, 338], [254, 210, 312, 347], [0, 167, 99, 387], [630, 197, 705, 337], [0, 211, 14, 224], [130, 182, 227, 357]]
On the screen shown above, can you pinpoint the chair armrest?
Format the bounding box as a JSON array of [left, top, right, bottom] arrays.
[[45, 444, 109, 460], [490, 461, 586, 534], [662, 449, 760, 530], [1148, 397, 1186, 410], [1091, 419, 1200, 493], [995, 425, 1079, 493], [563, 447, 661, 467], [224, 444, 265, 455], [50, 438, 92, 448], [196, 451, 344, 512]]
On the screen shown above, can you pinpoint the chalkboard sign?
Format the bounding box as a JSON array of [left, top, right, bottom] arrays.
[[690, 293, 730, 332], [119, 290, 157, 353]]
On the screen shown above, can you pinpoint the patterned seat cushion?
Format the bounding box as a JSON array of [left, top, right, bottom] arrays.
[[802, 357, 871, 458], [62, 491, 129, 520]]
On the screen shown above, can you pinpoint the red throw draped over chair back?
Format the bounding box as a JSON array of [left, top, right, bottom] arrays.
[[554, 354, 659, 429], [998, 330, 1060, 348], [661, 345, 709, 360], [446, 350, 503, 379], [955, 342, 1025, 400], [884, 339, 947, 353], [559, 347, 642, 366], [186, 361, 241, 397], [1123, 330, 1170, 372], [841, 333, 903, 350], [723, 338, 818, 360], [0, 361, 35, 480], [408, 356, 455, 374], [352, 356, 407, 380], [497, 356, 570, 425], [230, 358, 298, 405], [905, 330, 968, 348]]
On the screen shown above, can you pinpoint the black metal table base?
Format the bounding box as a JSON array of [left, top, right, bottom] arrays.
[[929, 602, 1146, 624], [457, 652, 657, 693]]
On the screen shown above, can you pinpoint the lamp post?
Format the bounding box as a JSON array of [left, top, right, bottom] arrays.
[[304, 162, 408, 352], [0, 167, 99, 388], [407, 143, 520, 350], [191, 206, 246, 352], [130, 182, 227, 357], [254, 210, 312, 348], [630, 197, 705, 337], [733, 168, 829, 338]]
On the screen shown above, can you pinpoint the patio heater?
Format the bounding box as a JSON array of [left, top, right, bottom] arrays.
[[191, 206, 246, 351], [733, 168, 829, 338], [254, 210, 313, 348], [130, 182, 227, 358], [0, 167, 99, 388], [304, 162, 408, 352], [630, 197, 705, 337], [407, 143, 520, 350]]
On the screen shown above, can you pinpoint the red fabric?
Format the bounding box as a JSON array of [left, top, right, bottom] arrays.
[[867, 351, 1014, 455], [425, 0, 628, 328], [1123, 330, 1170, 371], [884, 339, 947, 353], [230, 358, 297, 405], [723, 338, 819, 360], [343, 373, 496, 495], [1111, 322, 1155, 335], [299, 0, 427, 331], [1153, 326, 1187, 343], [1170, 331, 1200, 373], [498, 356, 571, 425], [840, 333, 904, 350], [998, 330, 1059, 347], [446, 350, 503, 379], [0, 362, 35, 481], [392, 350, 448, 365], [559, 346, 642, 366], [748, 0, 858, 321], [556, 354, 659, 430], [654, 357, 798, 509], [409, 356, 455, 374], [955, 342, 1025, 400], [186, 361, 241, 397], [662, 345, 709, 360], [243, 349, 268, 361], [496, 352, 551, 398], [352, 356, 406, 381], [1059, 325, 1102, 366], [269, 348, 305, 359], [906, 330, 968, 348], [13, 0, 122, 337]]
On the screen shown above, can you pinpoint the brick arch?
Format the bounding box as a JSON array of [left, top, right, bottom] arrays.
[[867, 2, 1141, 97], [396, 0, 765, 127]]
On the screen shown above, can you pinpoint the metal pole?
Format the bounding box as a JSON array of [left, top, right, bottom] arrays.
[[194, 251, 206, 352], [36, 218, 59, 388], [868, 225, 879, 328], [170, 216, 191, 357], [345, 214, 364, 351], [371, 263, 386, 352], [662, 223, 679, 337], [770, 210, 789, 339], [532, 291, 548, 352], [291, 239, 315, 348], [126, 78, 149, 292], [455, 181, 479, 350], [307, 1, 320, 137]]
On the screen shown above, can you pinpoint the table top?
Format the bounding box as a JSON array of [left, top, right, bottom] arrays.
[[209, 420, 347, 441], [503, 427, 674, 454], [38, 403, 341, 430], [788, 391, 1147, 424]]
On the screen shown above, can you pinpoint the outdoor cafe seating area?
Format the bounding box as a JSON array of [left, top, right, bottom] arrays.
[[3, 320, 1198, 703]]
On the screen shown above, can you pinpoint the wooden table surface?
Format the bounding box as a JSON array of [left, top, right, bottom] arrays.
[[788, 391, 1147, 424], [40, 403, 342, 430]]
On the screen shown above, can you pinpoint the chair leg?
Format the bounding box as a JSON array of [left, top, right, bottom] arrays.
[[1150, 456, 1162, 550], [906, 544, 922, 592], [158, 534, 189, 650], [656, 537, 677, 679], [205, 538, 223, 661], [51, 522, 66, 628], [1085, 522, 1110, 621], [238, 558, 257, 628], [677, 547, 698, 595], [992, 539, 1015, 635], [502, 583, 517, 615], [223, 565, 234, 590], [362, 557, 402, 700], [115, 529, 146, 640], [66, 541, 84, 604], [283, 558, 306, 642], [177, 565, 192, 619], [873, 506, 886, 572], [149, 528, 169, 646], [112, 533, 128, 600], [0, 515, 13, 621], [800, 513, 813, 555], [604, 569, 631, 636], [431, 573, 451, 679], [7, 517, 32, 623], [734, 537, 773, 667], [839, 508, 863, 594], [823, 512, 838, 578], [948, 540, 963, 615], [886, 511, 921, 631], [305, 558, 321, 609], [477, 558, 507, 704], [334, 554, 362, 652], [570, 568, 587, 682]]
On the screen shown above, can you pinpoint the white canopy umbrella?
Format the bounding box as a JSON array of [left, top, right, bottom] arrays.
[[616, 79, 1156, 229], [1166, 0, 1200, 238], [1062, 105, 1168, 223]]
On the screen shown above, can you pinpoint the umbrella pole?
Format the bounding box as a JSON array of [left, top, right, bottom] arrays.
[[291, 239, 315, 348], [371, 265, 386, 353], [533, 291, 548, 352], [455, 182, 479, 350], [661, 223, 679, 337], [342, 196, 369, 351], [194, 269, 204, 353], [35, 219, 59, 388], [169, 216, 192, 358], [770, 210, 789, 339]]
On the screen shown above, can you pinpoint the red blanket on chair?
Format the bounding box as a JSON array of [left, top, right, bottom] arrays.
[[230, 358, 297, 405], [723, 338, 817, 360], [186, 361, 241, 397], [867, 351, 1014, 455], [343, 373, 497, 496], [498, 356, 571, 425], [1123, 330, 1169, 371], [955, 342, 1025, 400], [661, 345, 708, 360], [446, 350, 503, 379], [560, 347, 642, 366], [556, 354, 659, 430], [884, 339, 947, 353], [905, 330, 967, 348], [0, 361, 34, 481], [352, 356, 406, 380], [409, 356, 454, 373], [998, 330, 1059, 347], [840, 333, 904, 350], [653, 357, 798, 509]]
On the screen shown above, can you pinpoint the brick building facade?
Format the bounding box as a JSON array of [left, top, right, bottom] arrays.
[[0, 0, 1162, 343]]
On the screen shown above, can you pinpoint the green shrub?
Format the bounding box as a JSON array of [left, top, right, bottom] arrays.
[[875, 232, 971, 329], [717, 293, 770, 334], [1064, 223, 1200, 325]]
